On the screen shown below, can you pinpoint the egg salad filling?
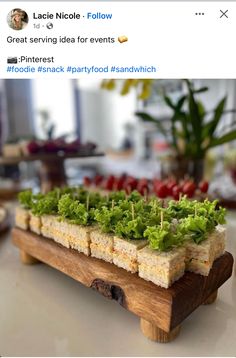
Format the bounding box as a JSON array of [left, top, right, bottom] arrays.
[[113, 251, 138, 273]]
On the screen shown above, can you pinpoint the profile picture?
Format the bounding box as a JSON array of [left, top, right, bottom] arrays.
[[7, 8, 29, 30]]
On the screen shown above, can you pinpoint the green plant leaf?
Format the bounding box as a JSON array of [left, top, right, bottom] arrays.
[[183, 79, 208, 94], [209, 130, 236, 148], [163, 95, 186, 114], [188, 87, 203, 152], [170, 114, 178, 151], [202, 97, 226, 141], [135, 112, 168, 138], [193, 87, 209, 94], [163, 94, 189, 153], [164, 95, 176, 110], [197, 101, 206, 118], [176, 96, 187, 111]]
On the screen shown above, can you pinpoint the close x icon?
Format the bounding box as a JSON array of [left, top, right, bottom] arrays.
[[220, 9, 229, 18]]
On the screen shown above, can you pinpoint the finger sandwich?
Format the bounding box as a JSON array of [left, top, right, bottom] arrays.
[[185, 225, 226, 276], [56, 220, 94, 255], [113, 237, 147, 273], [138, 246, 186, 288], [41, 215, 59, 241], [15, 206, 30, 230], [90, 230, 114, 263], [29, 212, 42, 235]]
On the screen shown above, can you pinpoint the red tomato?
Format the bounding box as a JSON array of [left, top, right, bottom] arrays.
[[138, 184, 149, 196], [137, 178, 148, 191], [83, 176, 91, 187], [43, 140, 59, 153], [104, 175, 115, 191], [124, 184, 132, 195], [166, 179, 177, 195], [198, 181, 209, 193], [154, 183, 168, 198], [124, 176, 138, 191], [138, 178, 148, 186], [94, 175, 104, 186], [153, 179, 163, 193], [27, 141, 41, 154], [113, 176, 125, 191], [153, 178, 162, 188], [172, 185, 181, 200], [182, 181, 196, 198]]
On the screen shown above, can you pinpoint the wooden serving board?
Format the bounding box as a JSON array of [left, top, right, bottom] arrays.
[[12, 228, 234, 343]]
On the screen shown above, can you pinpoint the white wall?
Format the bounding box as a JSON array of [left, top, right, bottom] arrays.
[[33, 79, 76, 139], [195, 79, 236, 112], [78, 79, 136, 150]]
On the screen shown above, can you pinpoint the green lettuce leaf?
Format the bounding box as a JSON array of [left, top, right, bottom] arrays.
[[179, 215, 208, 244], [144, 221, 183, 251], [32, 196, 58, 216], [94, 206, 123, 233], [58, 194, 93, 225], [166, 196, 197, 219], [18, 190, 33, 209], [115, 216, 146, 239]]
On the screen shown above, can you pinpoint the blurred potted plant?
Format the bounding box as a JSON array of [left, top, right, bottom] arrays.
[[102, 79, 236, 182], [136, 80, 236, 182]]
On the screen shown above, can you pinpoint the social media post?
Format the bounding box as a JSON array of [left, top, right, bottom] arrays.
[[0, 1, 235, 78], [1, 1, 236, 357]]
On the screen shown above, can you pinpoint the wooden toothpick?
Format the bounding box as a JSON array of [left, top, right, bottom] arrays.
[[56, 188, 60, 201], [131, 202, 135, 220], [144, 188, 148, 203], [112, 199, 114, 210], [128, 185, 131, 195], [86, 194, 90, 211], [161, 210, 164, 229]]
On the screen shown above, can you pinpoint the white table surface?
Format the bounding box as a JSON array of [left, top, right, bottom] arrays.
[[0, 212, 236, 357]]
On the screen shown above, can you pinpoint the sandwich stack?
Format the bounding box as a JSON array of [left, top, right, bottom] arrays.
[[15, 188, 226, 288]]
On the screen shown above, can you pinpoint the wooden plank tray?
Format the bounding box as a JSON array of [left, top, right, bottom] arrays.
[[12, 227, 234, 343]]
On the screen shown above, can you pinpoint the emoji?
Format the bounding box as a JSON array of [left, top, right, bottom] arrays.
[[118, 36, 128, 43]]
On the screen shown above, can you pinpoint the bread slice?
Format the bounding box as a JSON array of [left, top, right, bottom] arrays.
[[29, 212, 42, 235], [185, 237, 214, 276], [185, 225, 226, 276], [213, 225, 226, 259], [56, 221, 94, 255], [138, 246, 186, 288], [41, 215, 59, 240], [41, 216, 73, 248], [113, 237, 147, 273], [15, 207, 30, 230], [40, 215, 94, 255], [90, 229, 114, 263]]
